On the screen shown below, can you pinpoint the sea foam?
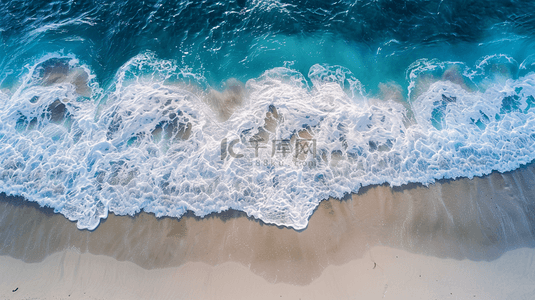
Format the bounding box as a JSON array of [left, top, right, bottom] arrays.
[[1, 52, 535, 230]]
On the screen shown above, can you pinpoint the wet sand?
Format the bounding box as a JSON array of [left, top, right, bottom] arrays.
[[1, 164, 535, 298]]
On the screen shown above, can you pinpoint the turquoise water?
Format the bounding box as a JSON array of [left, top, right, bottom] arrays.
[[2, 0, 535, 230], [3, 1, 534, 89]]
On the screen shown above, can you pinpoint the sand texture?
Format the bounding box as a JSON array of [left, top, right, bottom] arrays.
[[1, 166, 535, 298]]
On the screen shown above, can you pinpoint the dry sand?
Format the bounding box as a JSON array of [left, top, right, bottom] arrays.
[[1, 165, 535, 298], [1, 246, 534, 300]]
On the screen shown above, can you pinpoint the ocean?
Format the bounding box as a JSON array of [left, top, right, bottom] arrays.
[[1, 0, 535, 230]]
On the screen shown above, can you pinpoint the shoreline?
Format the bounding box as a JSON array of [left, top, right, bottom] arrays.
[[1, 164, 535, 296], [4, 159, 535, 231]]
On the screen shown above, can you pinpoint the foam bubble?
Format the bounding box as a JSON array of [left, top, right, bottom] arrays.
[[2, 53, 535, 230]]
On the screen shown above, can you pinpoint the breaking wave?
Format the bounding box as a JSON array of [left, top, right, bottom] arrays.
[[1, 51, 535, 230]]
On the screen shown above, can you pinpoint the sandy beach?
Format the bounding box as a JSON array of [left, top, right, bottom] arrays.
[[1, 164, 535, 299], [1, 246, 534, 300]]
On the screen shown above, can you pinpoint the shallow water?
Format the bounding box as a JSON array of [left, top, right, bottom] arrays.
[[2, 0, 535, 230]]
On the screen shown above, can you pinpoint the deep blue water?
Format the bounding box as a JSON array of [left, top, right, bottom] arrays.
[[2, 0, 535, 89]]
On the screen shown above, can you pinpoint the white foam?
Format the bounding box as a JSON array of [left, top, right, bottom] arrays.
[[2, 52, 535, 230]]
